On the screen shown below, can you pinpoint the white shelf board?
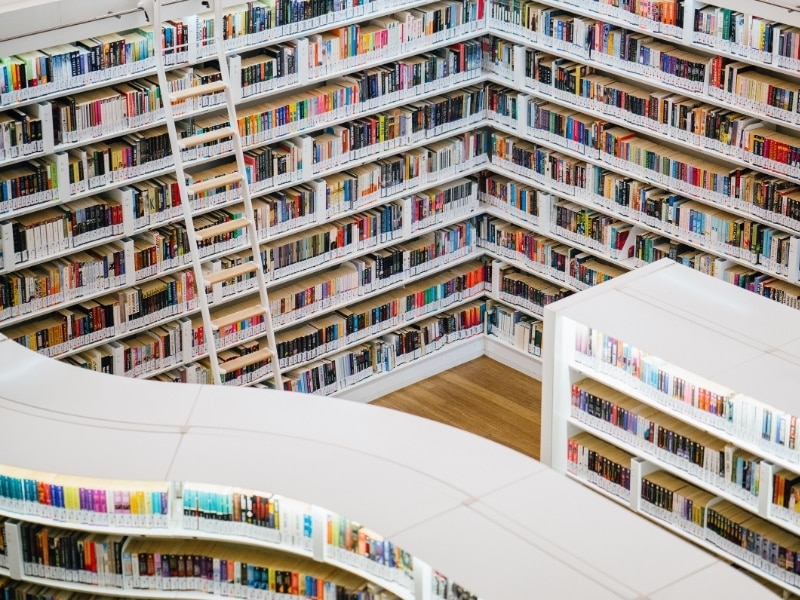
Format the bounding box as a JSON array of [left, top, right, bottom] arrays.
[[777, 337, 800, 362], [0, 395, 182, 482], [471, 469, 728, 599], [0, 336, 200, 428], [483, 334, 543, 380], [389, 503, 629, 600], [186, 377, 543, 503], [552, 261, 800, 418], [0, 260, 783, 599], [711, 352, 800, 417], [650, 562, 776, 600], [618, 262, 800, 349], [556, 286, 764, 380]]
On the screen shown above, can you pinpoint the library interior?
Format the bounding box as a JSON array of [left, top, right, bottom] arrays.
[[2, 0, 800, 598]]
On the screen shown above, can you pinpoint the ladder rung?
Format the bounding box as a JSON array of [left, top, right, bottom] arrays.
[[211, 304, 267, 330], [187, 172, 243, 195], [195, 217, 251, 241], [178, 127, 235, 149], [170, 81, 228, 103], [218, 348, 272, 374], [205, 262, 258, 285]]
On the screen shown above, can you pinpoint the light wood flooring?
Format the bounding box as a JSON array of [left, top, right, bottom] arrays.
[[371, 356, 542, 460]]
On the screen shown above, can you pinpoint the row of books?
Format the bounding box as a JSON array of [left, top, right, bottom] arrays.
[[280, 291, 486, 395], [0, 37, 481, 171], [0, 565, 389, 600], [706, 500, 800, 585], [0, 108, 45, 164], [306, 15, 481, 75], [2, 197, 125, 266], [476, 213, 577, 283], [17, 522, 126, 587], [0, 157, 552, 326], [574, 327, 800, 474], [0, 127, 486, 278], [0, 0, 455, 106], [0, 470, 168, 528], [12, 519, 384, 598], [571, 378, 761, 502], [693, 5, 795, 68], [639, 469, 711, 539], [40, 248, 480, 381], [549, 199, 632, 260], [592, 0, 683, 35], [485, 299, 542, 357], [488, 1, 800, 120], [182, 485, 313, 551], [234, 44, 300, 100], [432, 571, 477, 600], [326, 515, 412, 579], [497, 265, 572, 316], [520, 49, 800, 188], [50, 65, 222, 148], [486, 124, 800, 280], [0, 80, 487, 220], [708, 56, 800, 122], [570, 430, 800, 588], [567, 431, 633, 502], [0, 30, 156, 103], [191, 0, 484, 59]]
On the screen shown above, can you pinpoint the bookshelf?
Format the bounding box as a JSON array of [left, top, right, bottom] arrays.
[[0, 332, 778, 599], [1, 0, 800, 591], [542, 258, 800, 596], [5, 0, 800, 398]]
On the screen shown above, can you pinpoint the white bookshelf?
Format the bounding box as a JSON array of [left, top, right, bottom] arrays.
[[542, 258, 800, 596], [0, 333, 777, 599], [2, 0, 800, 591], [5, 0, 800, 400]]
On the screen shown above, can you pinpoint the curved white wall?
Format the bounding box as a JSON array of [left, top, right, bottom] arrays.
[[0, 334, 775, 599]]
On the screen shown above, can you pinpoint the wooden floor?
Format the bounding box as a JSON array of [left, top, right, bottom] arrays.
[[371, 356, 542, 460]]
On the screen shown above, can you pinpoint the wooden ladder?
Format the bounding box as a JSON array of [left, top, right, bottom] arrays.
[[145, 0, 282, 388]]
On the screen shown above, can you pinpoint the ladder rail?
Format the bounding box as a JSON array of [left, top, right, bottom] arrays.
[[149, 0, 225, 385], [147, 0, 283, 389], [212, 0, 284, 390]]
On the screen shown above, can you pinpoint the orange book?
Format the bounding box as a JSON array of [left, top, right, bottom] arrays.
[[39, 528, 50, 566]]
